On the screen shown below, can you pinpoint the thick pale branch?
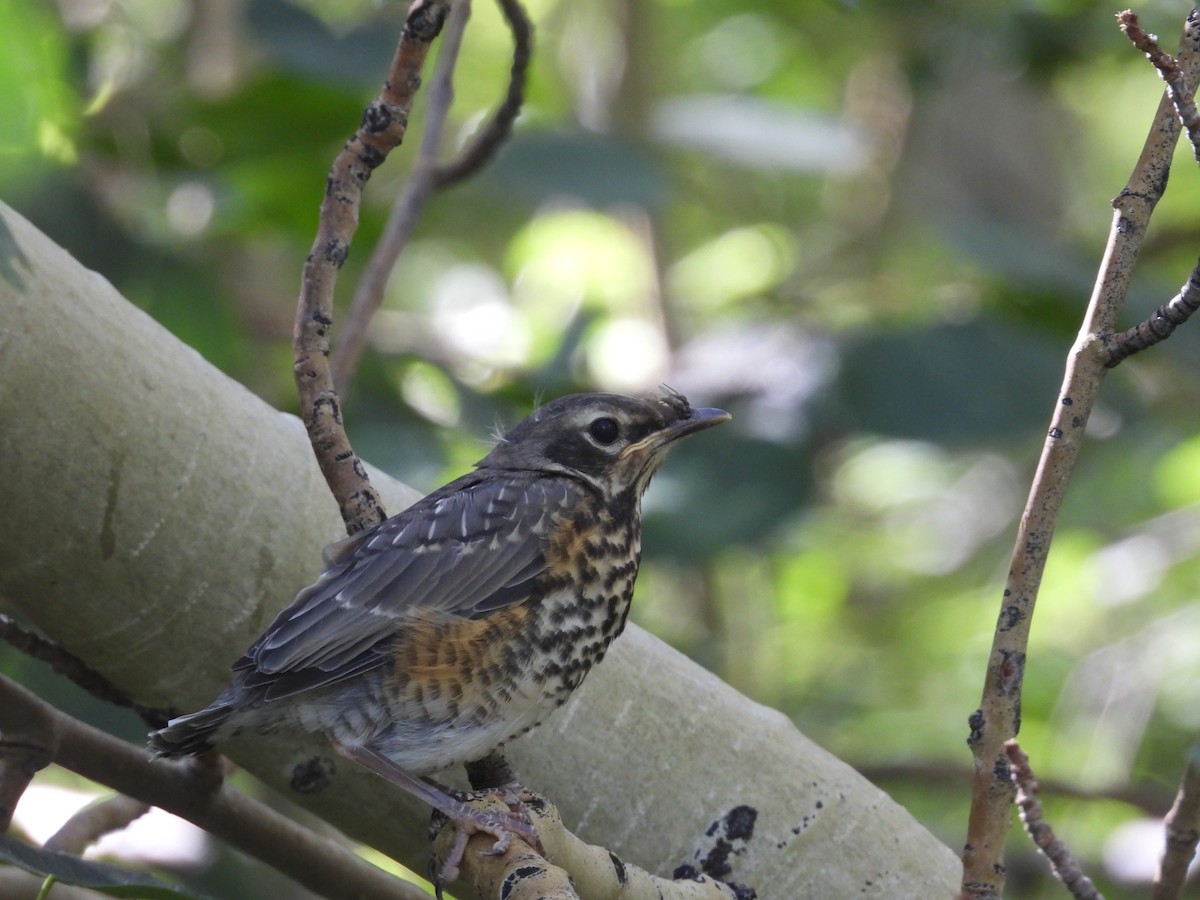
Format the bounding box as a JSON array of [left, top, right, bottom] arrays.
[[959, 13, 1200, 898]]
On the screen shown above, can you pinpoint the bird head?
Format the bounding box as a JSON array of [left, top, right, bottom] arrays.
[[479, 389, 730, 497]]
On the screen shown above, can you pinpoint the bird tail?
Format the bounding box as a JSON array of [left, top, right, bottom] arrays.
[[148, 704, 235, 757]]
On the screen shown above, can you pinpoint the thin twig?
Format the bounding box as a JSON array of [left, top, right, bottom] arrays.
[[331, 0, 533, 395], [1151, 737, 1200, 900], [295, 0, 452, 535], [1119, 9, 1200, 162], [332, 0, 474, 396], [44, 794, 150, 855], [959, 13, 1200, 898], [0, 675, 427, 900], [432, 0, 533, 189], [0, 613, 170, 728], [1005, 742, 1104, 900], [1103, 257, 1200, 365]]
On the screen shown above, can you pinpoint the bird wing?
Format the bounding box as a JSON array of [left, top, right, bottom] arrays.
[[233, 471, 584, 699]]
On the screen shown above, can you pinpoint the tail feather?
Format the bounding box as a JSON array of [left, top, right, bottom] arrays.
[[148, 704, 235, 757]]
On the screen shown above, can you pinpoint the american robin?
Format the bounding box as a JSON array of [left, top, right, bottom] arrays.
[[150, 389, 729, 878]]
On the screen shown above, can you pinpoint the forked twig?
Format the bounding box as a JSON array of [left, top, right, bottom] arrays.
[[1120, 9, 1200, 162], [331, 0, 533, 395]]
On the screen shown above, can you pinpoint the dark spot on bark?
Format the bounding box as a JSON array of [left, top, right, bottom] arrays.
[[361, 101, 392, 133], [998, 604, 1023, 631], [701, 840, 734, 879], [356, 141, 386, 170], [673, 864, 701, 881], [405, 0, 451, 42], [998, 648, 1025, 695], [290, 755, 335, 794], [1048, 426, 1064, 439], [725, 805, 758, 840], [500, 865, 545, 899], [313, 396, 342, 423], [609, 851, 627, 885], [993, 756, 1011, 782], [967, 708, 984, 745], [325, 239, 349, 267]]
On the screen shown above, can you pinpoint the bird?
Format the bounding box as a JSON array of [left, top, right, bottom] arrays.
[[149, 389, 729, 879]]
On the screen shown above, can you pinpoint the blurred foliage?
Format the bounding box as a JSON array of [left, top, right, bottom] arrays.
[[5, 0, 1200, 896]]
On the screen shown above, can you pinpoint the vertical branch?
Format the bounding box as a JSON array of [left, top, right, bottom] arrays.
[[294, 0, 452, 535], [959, 13, 1200, 898]]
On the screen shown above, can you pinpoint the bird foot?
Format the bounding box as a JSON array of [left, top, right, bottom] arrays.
[[430, 789, 544, 885]]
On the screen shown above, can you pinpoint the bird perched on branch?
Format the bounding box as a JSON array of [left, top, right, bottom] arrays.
[[150, 389, 728, 879]]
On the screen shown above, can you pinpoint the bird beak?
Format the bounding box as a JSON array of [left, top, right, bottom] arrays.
[[623, 406, 731, 458]]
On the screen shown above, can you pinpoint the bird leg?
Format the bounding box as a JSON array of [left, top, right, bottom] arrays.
[[333, 742, 542, 883]]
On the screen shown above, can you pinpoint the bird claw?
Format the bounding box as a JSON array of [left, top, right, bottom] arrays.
[[432, 798, 544, 885]]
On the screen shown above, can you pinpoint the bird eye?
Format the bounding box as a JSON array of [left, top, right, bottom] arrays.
[[588, 416, 620, 445]]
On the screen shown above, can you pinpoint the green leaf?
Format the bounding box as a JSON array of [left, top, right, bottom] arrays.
[[0, 833, 213, 900]]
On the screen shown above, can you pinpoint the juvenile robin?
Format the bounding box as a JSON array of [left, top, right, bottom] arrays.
[[150, 389, 729, 878]]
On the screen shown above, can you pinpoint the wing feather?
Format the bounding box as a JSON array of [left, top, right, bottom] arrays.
[[233, 472, 583, 699]]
